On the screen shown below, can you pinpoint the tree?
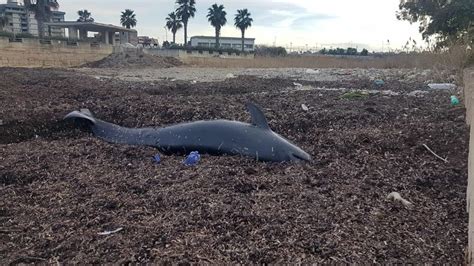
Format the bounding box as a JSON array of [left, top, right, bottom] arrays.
[[360, 48, 369, 56], [24, 0, 59, 38], [234, 9, 253, 52], [346, 47, 358, 55], [77, 9, 94, 22], [120, 9, 137, 29], [397, 0, 474, 47], [175, 0, 196, 46], [207, 4, 226, 48], [0, 15, 8, 31], [166, 12, 182, 44]]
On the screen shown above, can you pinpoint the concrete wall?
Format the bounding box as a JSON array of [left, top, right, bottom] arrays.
[[465, 67, 474, 263], [144, 48, 255, 60], [0, 36, 113, 67]]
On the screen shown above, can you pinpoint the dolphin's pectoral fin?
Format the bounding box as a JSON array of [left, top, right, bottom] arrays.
[[245, 102, 270, 130]]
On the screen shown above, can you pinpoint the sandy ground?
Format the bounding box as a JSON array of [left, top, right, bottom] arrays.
[[0, 67, 468, 264]]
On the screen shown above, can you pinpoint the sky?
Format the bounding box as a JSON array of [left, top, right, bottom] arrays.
[[16, 0, 426, 51]]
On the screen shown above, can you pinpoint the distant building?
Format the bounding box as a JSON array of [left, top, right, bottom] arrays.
[[138, 36, 159, 47], [0, 0, 65, 37], [190, 35, 255, 51]]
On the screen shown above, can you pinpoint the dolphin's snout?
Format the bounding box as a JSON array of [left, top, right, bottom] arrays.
[[290, 151, 312, 162]]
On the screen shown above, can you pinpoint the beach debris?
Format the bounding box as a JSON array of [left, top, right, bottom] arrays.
[[293, 82, 303, 87], [427, 83, 456, 90], [387, 192, 413, 207], [423, 144, 448, 163], [301, 104, 309, 111], [305, 69, 319, 74], [451, 95, 460, 106], [184, 151, 201, 166], [153, 154, 161, 163], [407, 90, 429, 97], [98, 227, 123, 236], [374, 79, 385, 86]]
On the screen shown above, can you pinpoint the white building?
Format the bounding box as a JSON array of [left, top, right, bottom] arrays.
[[0, 0, 65, 37], [190, 35, 255, 51]]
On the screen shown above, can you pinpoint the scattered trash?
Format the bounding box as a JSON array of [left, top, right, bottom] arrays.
[[170, 78, 177, 82], [423, 144, 448, 163], [293, 82, 303, 87], [305, 69, 319, 74], [0, 119, 3, 126], [387, 192, 413, 207], [407, 90, 429, 97], [374, 79, 385, 86], [98, 227, 123, 236], [153, 154, 161, 163], [184, 151, 201, 166], [451, 95, 460, 106], [226, 73, 236, 79], [427, 83, 456, 90], [191, 80, 197, 84], [301, 104, 309, 111]]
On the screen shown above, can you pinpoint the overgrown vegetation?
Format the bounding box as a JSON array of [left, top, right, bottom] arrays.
[[255, 45, 287, 57], [319, 47, 370, 56]]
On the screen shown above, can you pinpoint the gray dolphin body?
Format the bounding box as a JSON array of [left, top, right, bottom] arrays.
[[64, 103, 312, 162]]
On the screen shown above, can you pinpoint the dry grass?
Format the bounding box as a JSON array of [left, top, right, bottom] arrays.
[[185, 46, 470, 70]]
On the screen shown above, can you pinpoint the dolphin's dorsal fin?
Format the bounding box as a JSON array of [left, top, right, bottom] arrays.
[[246, 102, 270, 130]]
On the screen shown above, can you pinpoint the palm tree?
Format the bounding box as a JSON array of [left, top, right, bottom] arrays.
[[165, 12, 182, 44], [77, 9, 94, 22], [0, 15, 8, 32], [175, 0, 196, 46], [120, 9, 137, 29], [234, 9, 253, 52], [24, 0, 59, 38], [207, 4, 226, 48]]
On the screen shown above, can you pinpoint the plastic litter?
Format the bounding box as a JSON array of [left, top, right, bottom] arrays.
[[374, 79, 385, 86], [226, 73, 236, 79], [387, 192, 413, 207], [451, 95, 460, 106], [407, 90, 429, 97], [98, 227, 123, 236], [427, 83, 456, 90], [301, 104, 309, 111], [153, 154, 161, 163], [184, 151, 201, 166], [293, 82, 303, 87], [305, 69, 319, 74]]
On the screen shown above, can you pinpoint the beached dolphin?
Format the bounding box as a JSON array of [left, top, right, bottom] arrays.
[[64, 103, 312, 162]]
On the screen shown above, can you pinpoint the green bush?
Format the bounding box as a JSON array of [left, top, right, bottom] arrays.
[[16, 33, 36, 39], [255, 45, 287, 57], [0, 31, 13, 38]]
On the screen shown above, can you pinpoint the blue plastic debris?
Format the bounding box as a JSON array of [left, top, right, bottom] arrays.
[[153, 154, 161, 163], [374, 79, 385, 86], [451, 95, 460, 106], [184, 151, 201, 166]]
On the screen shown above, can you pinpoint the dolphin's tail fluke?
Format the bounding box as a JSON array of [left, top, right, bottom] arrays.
[[64, 109, 156, 147]]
